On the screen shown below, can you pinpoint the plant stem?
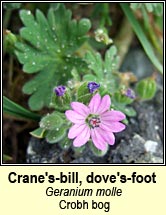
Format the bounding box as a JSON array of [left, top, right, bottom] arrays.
[[114, 17, 134, 69], [3, 9, 12, 29]]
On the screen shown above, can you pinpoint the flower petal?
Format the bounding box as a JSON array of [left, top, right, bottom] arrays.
[[91, 128, 107, 150], [97, 95, 111, 114], [97, 128, 115, 145], [65, 110, 85, 124], [105, 132, 115, 145], [68, 124, 86, 139], [101, 110, 126, 122], [100, 121, 126, 132], [88, 93, 101, 113], [73, 126, 90, 147], [71, 102, 90, 116]]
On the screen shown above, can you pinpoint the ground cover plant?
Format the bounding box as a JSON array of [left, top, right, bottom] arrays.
[[3, 2, 163, 163]]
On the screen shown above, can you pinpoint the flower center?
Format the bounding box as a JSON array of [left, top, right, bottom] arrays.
[[86, 115, 101, 129]]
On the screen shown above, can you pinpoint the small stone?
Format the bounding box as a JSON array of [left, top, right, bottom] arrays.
[[144, 140, 158, 154]]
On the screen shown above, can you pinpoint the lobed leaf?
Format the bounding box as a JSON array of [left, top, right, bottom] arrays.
[[84, 45, 119, 80], [83, 46, 119, 94], [15, 4, 91, 110]]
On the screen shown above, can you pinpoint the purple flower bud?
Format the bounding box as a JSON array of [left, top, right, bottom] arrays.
[[87, 82, 100, 93], [125, 88, 136, 99], [54, 85, 66, 96]]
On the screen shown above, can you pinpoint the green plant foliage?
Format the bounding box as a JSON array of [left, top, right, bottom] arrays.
[[15, 4, 91, 110], [59, 137, 71, 149], [121, 3, 163, 74], [92, 3, 112, 27], [50, 88, 71, 111], [46, 126, 67, 144], [89, 141, 109, 157], [3, 154, 12, 161], [114, 92, 133, 105], [83, 45, 119, 94], [3, 3, 22, 10], [37, 110, 69, 144], [30, 127, 46, 138], [130, 3, 163, 16], [3, 30, 17, 54], [82, 45, 136, 118], [135, 78, 157, 100], [39, 111, 64, 130], [3, 96, 40, 121], [111, 96, 137, 117], [77, 82, 93, 103]]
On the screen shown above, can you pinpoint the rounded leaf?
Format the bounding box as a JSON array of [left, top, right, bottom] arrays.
[[39, 112, 64, 130], [78, 18, 91, 35], [46, 127, 66, 144]]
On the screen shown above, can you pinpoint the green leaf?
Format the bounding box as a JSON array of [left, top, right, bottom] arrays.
[[30, 127, 46, 138], [122, 107, 137, 117], [120, 3, 163, 74], [130, 3, 141, 10], [83, 74, 98, 82], [3, 3, 22, 10], [85, 51, 103, 79], [51, 88, 71, 111], [46, 127, 67, 144], [130, 3, 163, 16], [84, 45, 119, 79], [89, 141, 109, 157], [83, 46, 119, 94], [50, 3, 61, 10], [135, 78, 157, 100], [77, 82, 89, 97], [104, 46, 119, 72], [92, 3, 112, 27], [114, 92, 133, 105], [15, 4, 91, 110], [111, 97, 136, 117], [153, 3, 163, 16], [3, 96, 40, 121], [77, 82, 93, 104], [77, 94, 93, 104], [3, 154, 12, 161], [3, 30, 17, 54], [39, 111, 64, 130], [71, 68, 81, 82], [59, 137, 72, 149], [73, 145, 86, 155]]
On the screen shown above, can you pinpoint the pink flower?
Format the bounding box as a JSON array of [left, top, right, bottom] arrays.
[[65, 93, 126, 150]]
